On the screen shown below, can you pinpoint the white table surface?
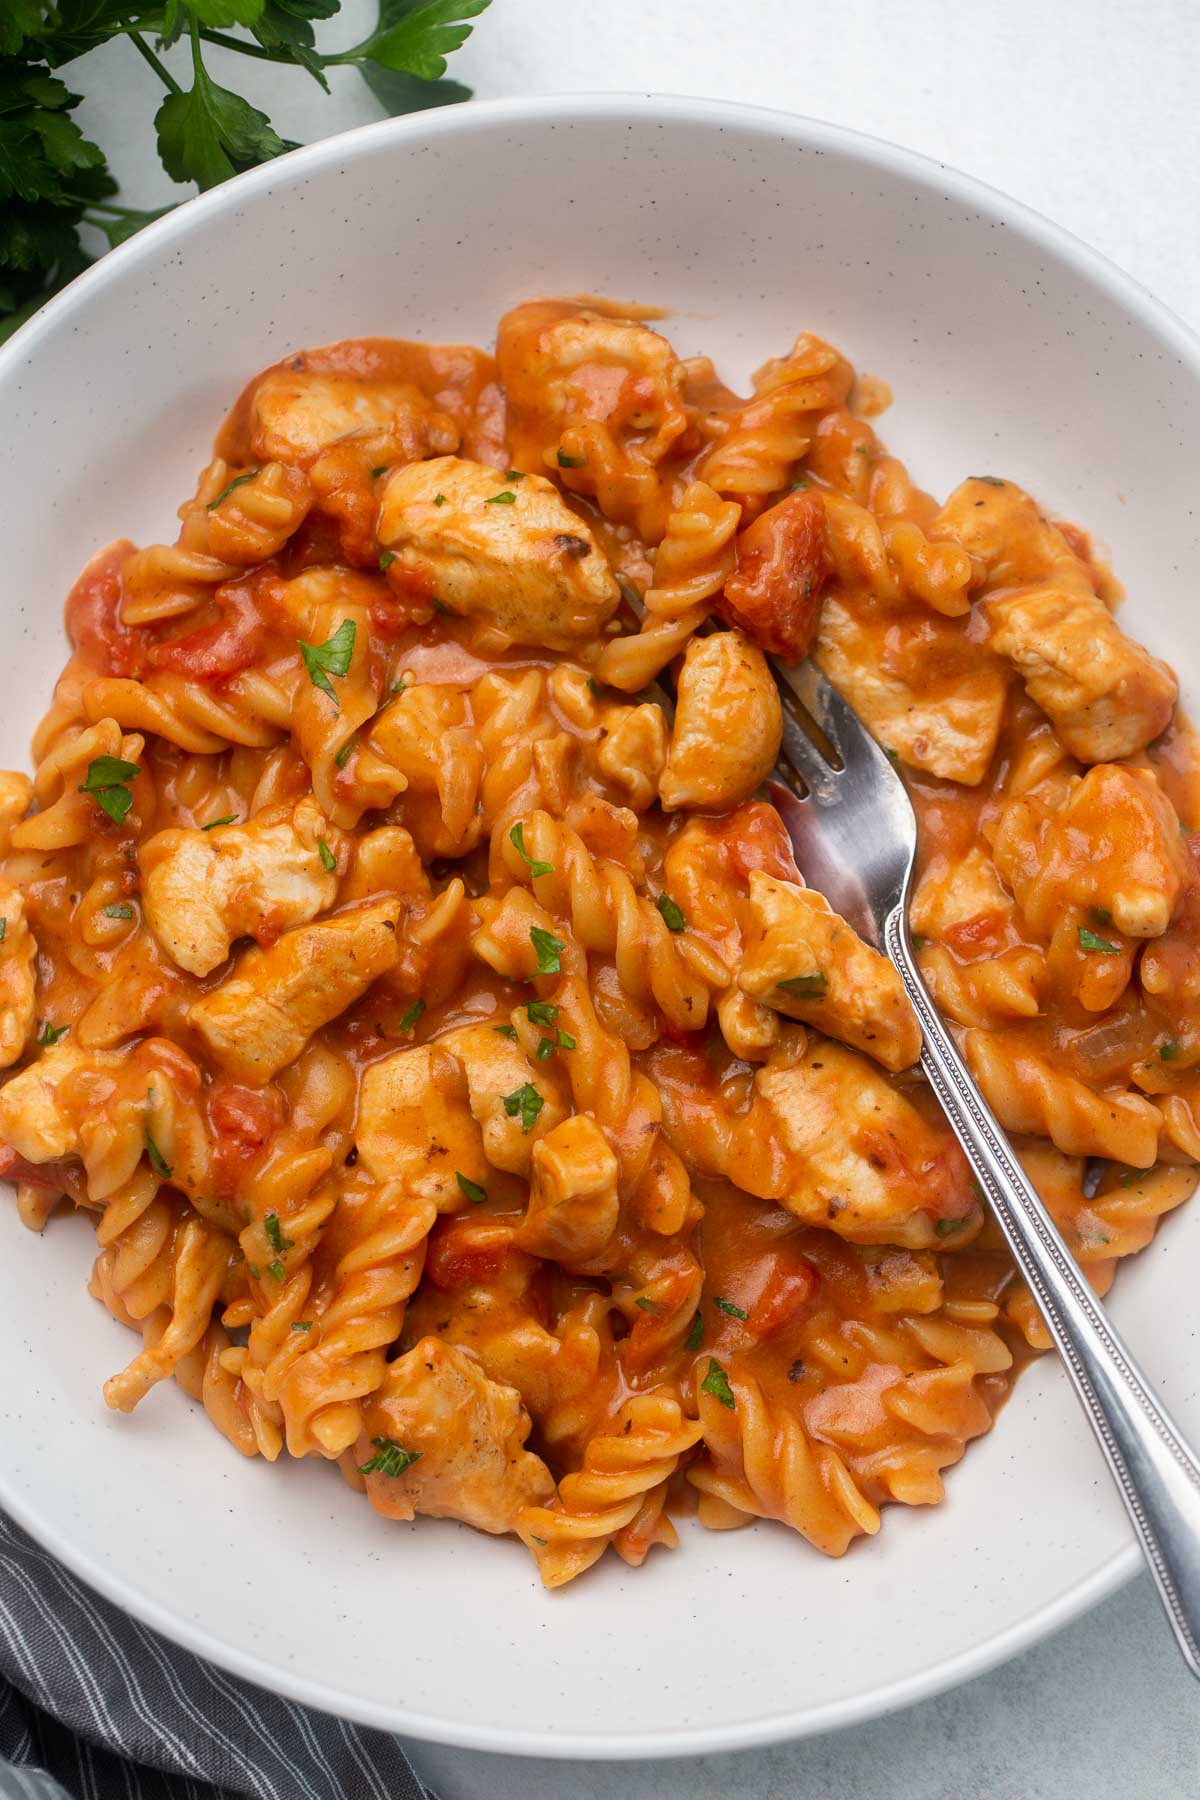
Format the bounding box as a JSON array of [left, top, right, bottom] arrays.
[[77, 1, 1200, 1792]]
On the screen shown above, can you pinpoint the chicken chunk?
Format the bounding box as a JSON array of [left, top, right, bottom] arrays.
[[738, 872, 921, 1071], [188, 901, 400, 1084], [246, 366, 454, 467], [139, 798, 341, 977], [933, 479, 1176, 761], [360, 1336, 555, 1535], [815, 593, 1007, 785], [729, 1041, 980, 1249], [991, 764, 1185, 939], [660, 629, 782, 811], [438, 1023, 571, 1176], [515, 1116, 621, 1266], [356, 1042, 489, 1208], [0, 882, 36, 1067], [376, 456, 620, 650], [910, 845, 1017, 951], [0, 1037, 208, 1200]]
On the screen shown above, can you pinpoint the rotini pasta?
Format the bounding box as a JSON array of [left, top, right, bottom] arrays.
[[1, 297, 1195, 1590]]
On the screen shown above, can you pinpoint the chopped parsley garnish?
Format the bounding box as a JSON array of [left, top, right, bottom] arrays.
[[1091, 906, 1113, 926], [884, 746, 900, 765], [504, 469, 525, 481], [207, 469, 259, 510], [202, 814, 237, 831], [502, 1082, 544, 1133], [379, 550, 396, 570], [529, 926, 565, 976], [144, 1125, 172, 1180], [0, 918, 5, 941], [486, 490, 517, 505], [684, 1311, 704, 1351], [264, 1213, 293, 1255], [536, 1037, 555, 1060], [37, 1020, 68, 1047], [105, 903, 134, 920], [267, 1258, 286, 1282], [634, 1296, 657, 1312], [78, 755, 140, 826], [778, 972, 828, 999], [655, 892, 686, 933], [557, 449, 585, 469], [334, 736, 356, 769], [370, 465, 390, 480], [526, 1000, 558, 1026], [399, 998, 426, 1033], [317, 839, 336, 873], [910, 933, 928, 952], [433, 494, 447, 506], [970, 475, 1007, 487], [1160, 1041, 1182, 1062], [358, 1437, 421, 1478], [713, 1296, 749, 1320], [493, 1023, 519, 1040], [456, 1172, 488, 1205], [700, 1358, 735, 1409], [390, 678, 407, 696], [510, 821, 554, 878], [1078, 925, 1121, 954], [587, 677, 600, 695], [298, 618, 356, 706], [935, 1217, 968, 1237], [291, 1320, 313, 1332], [556, 1029, 576, 1051], [787, 1359, 806, 1382]]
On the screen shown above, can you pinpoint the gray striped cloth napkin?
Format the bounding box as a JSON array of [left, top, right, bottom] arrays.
[[0, 1513, 435, 1800]]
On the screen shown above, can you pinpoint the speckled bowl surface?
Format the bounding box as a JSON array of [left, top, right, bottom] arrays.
[[1, 94, 1198, 1759]]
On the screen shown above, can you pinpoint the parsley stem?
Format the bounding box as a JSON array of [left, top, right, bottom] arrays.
[[128, 30, 182, 95], [196, 28, 292, 63]]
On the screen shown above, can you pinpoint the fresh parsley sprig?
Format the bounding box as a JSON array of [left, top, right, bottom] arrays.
[[1, 2, 491, 342]]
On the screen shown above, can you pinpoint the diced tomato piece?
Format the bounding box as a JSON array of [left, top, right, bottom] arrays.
[[943, 911, 1008, 956], [64, 540, 147, 677], [716, 489, 832, 661], [424, 1217, 512, 1291], [147, 573, 271, 681], [0, 1145, 88, 1205], [716, 800, 802, 886], [746, 1252, 819, 1336], [206, 1080, 284, 1195]]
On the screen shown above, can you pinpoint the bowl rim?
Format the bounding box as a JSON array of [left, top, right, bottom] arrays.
[[1, 88, 1195, 1760]]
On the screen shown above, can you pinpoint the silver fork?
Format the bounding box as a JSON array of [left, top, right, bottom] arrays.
[[768, 659, 1200, 1680]]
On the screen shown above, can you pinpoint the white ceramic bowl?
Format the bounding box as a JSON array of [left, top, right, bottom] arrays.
[[2, 94, 1198, 1761]]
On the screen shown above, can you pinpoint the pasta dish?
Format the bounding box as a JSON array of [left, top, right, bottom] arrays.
[[0, 298, 1194, 1585]]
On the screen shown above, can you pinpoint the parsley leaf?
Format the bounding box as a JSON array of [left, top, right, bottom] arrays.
[[778, 972, 828, 999], [700, 1358, 735, 1409], [935, 1217, 968, 1237], [557, 448, 585, 469], [970, 475, 1007, 487], [1078, 925, 1122, 954], [202, 814, 237, 830], [104, 903, 135, 919], [291, 1319, 313, 1332], [317, 838, 336, 872], [298, 617, 356, 705], [399, 997, 425, 1032], [346, 0, 490, 82], [713, 1296, 748, 1320], [0, 918, 6, 940], [78, 755, 140, 825], [634, 1296, 656, 1312], [529, 926, 564, 976], [156, 32, 289, 193], [37, 1020, 68, 1047], [379, 549, 396, 570], [264, 1212, 293, 1254], [535, 1036, 554, 1060], [207, 468, 259, 509], [145, 1127, 172, 1180], [358, 1436, 421, 1478], [510, 821, 553, 878], [493, 1023, 518, 1040], [1160, 1041, 1183, 1062], [502, 1082, 544, 1133], [684, 1311, 703, 1351], [526, 1000, 558, 1026], [456, 1171, 488, 1204], [655, 892, 686, 932], [486, 489, 516, 505]]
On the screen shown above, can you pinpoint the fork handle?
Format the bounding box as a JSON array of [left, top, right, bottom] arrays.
[[885, 906, 1200, 1679]]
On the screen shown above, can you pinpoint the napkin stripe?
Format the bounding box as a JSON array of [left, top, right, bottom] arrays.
[[0, 1512, 431, 1800]]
